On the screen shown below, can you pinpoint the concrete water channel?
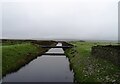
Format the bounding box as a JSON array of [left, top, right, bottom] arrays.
[[2, 43, 74, 82]]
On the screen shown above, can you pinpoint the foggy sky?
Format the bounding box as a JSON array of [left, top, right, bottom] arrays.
[[1, 0, 119, 40]]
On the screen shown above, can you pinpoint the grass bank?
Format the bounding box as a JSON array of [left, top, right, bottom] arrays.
[[2, 43, 47, 76], [2, 40, 57, 77], [64, 41, 120, 83]]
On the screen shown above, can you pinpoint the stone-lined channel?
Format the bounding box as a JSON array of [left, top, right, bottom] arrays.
[[2, 43, 74, 82]]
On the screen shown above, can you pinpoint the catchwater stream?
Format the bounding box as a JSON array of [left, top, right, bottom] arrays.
[[2, 43, 74, 82]]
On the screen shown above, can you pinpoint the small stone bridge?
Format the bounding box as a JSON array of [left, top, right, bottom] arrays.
[[41, 46, 72, 48]]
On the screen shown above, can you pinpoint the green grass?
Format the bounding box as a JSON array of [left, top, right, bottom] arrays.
[[65, 41, 120, 83], [2, 43, 46, 76]]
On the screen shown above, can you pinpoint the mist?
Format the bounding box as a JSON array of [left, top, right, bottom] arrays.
[[1, 0, 119, 40]]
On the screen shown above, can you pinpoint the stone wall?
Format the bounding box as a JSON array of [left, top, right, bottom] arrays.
[[91, 45, 120, 66]]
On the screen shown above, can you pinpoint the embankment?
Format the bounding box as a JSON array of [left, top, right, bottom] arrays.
[[63, 42, 120, 83], [2, 40, 57, 77]]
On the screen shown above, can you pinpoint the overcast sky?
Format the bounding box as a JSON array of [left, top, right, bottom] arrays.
[[1, 0, 119, 40]]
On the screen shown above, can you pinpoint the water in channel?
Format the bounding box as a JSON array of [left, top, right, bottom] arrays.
[[2, 43, 74, 82]]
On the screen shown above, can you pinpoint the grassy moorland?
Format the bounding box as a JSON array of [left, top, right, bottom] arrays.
[[2, 39, 30, 46], [65, 41, 120, 83], [1, 40, 56, 77]]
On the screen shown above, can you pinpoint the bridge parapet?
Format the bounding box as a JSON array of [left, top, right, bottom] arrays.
[[41, 46, 72, 48]]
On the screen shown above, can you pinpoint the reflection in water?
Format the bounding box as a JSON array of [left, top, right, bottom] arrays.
[[3, 43, 74, 82], [56, 43, 62, 46]]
